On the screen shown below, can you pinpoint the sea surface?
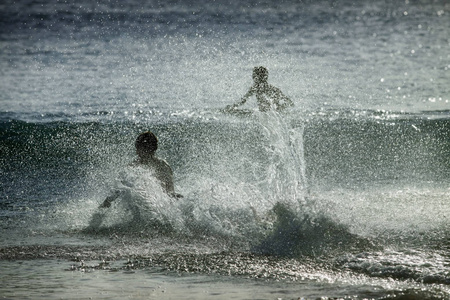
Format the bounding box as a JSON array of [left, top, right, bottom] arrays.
[[1, 0, 449, 299]]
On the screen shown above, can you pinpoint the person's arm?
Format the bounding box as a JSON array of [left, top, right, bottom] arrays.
[[225, 87, 255, 110], [270, 86, 293, 111], [152, 158, 184, 199], [160, 161, 184, 198]]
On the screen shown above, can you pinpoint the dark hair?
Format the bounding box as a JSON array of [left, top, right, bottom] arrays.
[[135, 131, 158, 153], [253, 66, 268, 82]]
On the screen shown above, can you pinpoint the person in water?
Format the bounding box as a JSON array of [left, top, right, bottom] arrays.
[[100, 131, 180, 208], [226, 66, 293, 112]]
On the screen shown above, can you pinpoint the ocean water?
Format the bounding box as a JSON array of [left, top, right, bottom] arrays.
[[1, 0, 449, 299]]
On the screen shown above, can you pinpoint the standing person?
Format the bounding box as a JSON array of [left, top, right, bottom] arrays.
[[226, 66, 293, 112], [100, 131, 180, 208]]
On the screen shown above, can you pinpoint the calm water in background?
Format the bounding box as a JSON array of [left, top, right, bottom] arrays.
[[1, 0, 449, 299]]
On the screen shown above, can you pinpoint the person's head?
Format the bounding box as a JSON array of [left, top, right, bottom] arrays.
[[135, 131, 158, 158], [252, 66, 268, 84]]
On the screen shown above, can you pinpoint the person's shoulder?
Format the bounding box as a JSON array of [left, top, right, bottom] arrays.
[[268, 84, 282, 92], [247, 85, 258, 94], [152, 157, 173, 172], [129, 160, 140, 166], [153, 156, 169, 165]]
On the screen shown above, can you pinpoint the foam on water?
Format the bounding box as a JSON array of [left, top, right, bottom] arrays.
[[1, 109, 449, 299], [46, 111, 309, 243]]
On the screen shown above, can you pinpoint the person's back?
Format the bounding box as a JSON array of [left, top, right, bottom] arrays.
[[100, 131, 179, 208], [138, 156, 174, 195]]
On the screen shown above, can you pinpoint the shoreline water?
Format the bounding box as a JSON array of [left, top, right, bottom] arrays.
[[1, 255, 448, 300]]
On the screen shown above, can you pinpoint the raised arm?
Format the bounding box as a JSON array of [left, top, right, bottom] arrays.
[[226, 87, 255, 110]]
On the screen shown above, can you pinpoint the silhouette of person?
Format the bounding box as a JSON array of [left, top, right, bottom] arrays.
[[226, 66, 293, 112], [100, 131, 180, 208]]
